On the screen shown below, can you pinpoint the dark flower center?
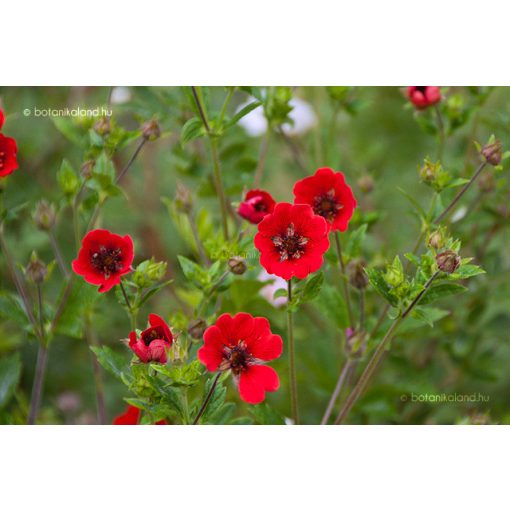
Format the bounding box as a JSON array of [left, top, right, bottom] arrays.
[[142, 326, 165, 346], [252, 197, 267, 212], [313, 189, 343, 222], [271, 223, 309, 262], [221, 342, 253, 375], [90, 245, 123, 279], [415, 86, 427, 94]]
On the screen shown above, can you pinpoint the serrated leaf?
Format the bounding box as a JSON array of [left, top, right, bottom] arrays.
[[451, 264, 486, 280], [419, 282, 467, 305], [345, 224, 367, 260], [91, 346, 131, 382], [181, 117, 205, 145], [366, 268, 399, 306], [57, 159, 80, 197]]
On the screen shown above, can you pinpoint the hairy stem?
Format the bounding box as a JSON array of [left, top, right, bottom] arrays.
[[287, 280, 300, 424], [335, 271, 440, 424], [193, 372, 221, 424]]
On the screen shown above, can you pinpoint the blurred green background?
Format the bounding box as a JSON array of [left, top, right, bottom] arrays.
[[0, 86, 509, 424]]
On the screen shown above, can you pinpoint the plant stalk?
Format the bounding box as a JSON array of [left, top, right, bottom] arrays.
[[334, 231, 355, 328], [287, 279, 300, 424], [193, 372, 221, 425]]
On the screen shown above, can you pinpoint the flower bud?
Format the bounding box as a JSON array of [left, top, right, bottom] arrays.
[[132, 258, 167, 288], [228, 256, 247, 275], [481, 140, 502, 166], [419, 160, 439, 182], [188, 318, 207, 340], [26, 252, 47, 284], [81, 160, 95, 179], [348, 260, 368, 289], [357, 175, 374, 194], [175, 182, 193, 214], [345, 328, 366, 359], [436, 250, 461, 274], [33, 200, 56, 231], [141, 119, 161, 141], [427, 230, 444, 250], [93, 117, 111, 136]]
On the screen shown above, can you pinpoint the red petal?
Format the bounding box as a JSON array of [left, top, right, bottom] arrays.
[[113, 405, 140, 425], [148, 314, 173, 343], [238, 365, 280, 404]]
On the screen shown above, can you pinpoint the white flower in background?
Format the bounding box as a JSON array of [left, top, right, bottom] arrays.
[[237, 97, 317, 138], [258, 270, 288, 308], [451, 205, 468, 223], [110, 86, 131, 105]]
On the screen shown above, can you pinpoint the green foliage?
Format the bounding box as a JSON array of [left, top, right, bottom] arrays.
[[0, 352, 22, 409]]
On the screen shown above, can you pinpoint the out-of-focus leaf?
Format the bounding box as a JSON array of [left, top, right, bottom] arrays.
[[0, 352, 21, 409]]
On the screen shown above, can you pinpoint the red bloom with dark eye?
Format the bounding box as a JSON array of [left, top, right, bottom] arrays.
[[198, 312, 282, 404], [72, 229, 134, 293], [238, 189, 276, 224], [0, 109, 19, 178], [113, 405, 168, 425], [129, 313, 174, 364], [407, 86, 441, 110], [254, 202, 329, 280], [293, 167, 357, 232]]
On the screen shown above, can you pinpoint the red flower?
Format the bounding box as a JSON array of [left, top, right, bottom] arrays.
[[72, 229, 134, 293], [198, 312, 282, 404], [254, 202, 329, 280], [407, 86, 441, 110], [293, 167, 357, 232], [113, 405, 168, 425], [129, 314, 174, 364], [0, 110, 19, 178], [238, 189, 276, 224]]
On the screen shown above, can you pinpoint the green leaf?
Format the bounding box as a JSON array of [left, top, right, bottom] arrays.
[[316, 284, 348, 329], [177, 255, 209, 289], [409, 306, 450, 327], [366, 268, 399, 306], [57, 159, 80, 197], [345, 224, 367, 260], [52, 117, 86, 147], [291, 271, 324, 310], [0, 352, 21, 409], [91, 346, 131, 382], [225, 101, 262, 128], [250, 402, 285, 425], [419, 282, 467, 305], [452, 264, 486, 280], [397, 187, 426, 220], [181, 117, 205, 145]]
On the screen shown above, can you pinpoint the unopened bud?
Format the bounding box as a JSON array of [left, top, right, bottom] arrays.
[[81, 160, 95, 179], [419, 160, 440, 182], [228, 256, 247, 275], [481, 140, 502, 166], [436, 250, 461, 274], [348, 260, 368, 289], [188, 318, 207, 340], [94, 117, 111, 136], [26, 253, 47, 284], [142, 119, 161, 141], [427, 230, 444, 250], [33, 200, 56, 231], [175, 182, 193, 214], [357, 175, 374, 194]]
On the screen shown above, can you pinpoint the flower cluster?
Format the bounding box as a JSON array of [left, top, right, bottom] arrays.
[[407, 86, 441, 110]]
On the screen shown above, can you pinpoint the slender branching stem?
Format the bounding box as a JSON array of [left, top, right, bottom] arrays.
[[254, 128, 271, 187], [193, 372, 221, 425], [434, 104, 445, 160], [48, 229, 69, 278], [287, 280, 300, 424], [188, 210, 209, 265], [434, 161, 487, 224], [321, 358, 354, 425], [27, 283, 48, 425], [119, 280, 136, 330], [85, 313, 106, 424], [335, 271, 440, 424], [334, 232, 355, 328], [191, 86, 230, 240]]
